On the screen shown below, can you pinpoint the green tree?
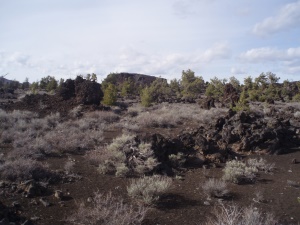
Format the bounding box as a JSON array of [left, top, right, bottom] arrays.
[[244, 76, 253, 90], [140, 87, 152, 107], [30, 82, 39, 93], [266, 72, 280, 84], [102, 83, 118, 105], [232, 88, 249, 112], [254, 73, 268, 90], [229, 76, 241, 92], [181, 69, 204, 97], [22, 77, 30, 89], [148, 78, 171, 102], [169, 78, 181, 97], [121, 78, 134, 97], [39, 76, 58, 91], [46, 78, 58, 92], [205, 77, 227, 99]]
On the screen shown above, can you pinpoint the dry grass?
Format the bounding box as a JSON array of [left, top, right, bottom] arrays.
[[202, 178, 229, 198], [0, 158, 55, 181], [67, 191, 148, 225], [124, 103, 228, 129], [94, 134, 159, 177], [223, 160, 258, 184], [127, 175, 172, 205], [203, 203, 277, 225], [247, 158, 275, 173], [1, 110, 104, 159]]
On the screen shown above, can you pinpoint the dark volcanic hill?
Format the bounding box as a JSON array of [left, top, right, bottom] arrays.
[[103, 72, 165, 87]]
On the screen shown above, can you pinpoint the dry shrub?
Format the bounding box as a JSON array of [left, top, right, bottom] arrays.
[[247, 158, 275, 173], [127, 175, 172, 205], [204, 203, 277, 225], [223, 160, 258, 184], [5, 114, 104, 159], [126, 103, 228, 129], [202, 178, 229, 198], [85, 147, 106, 166], [96, 134, 159, 177], [84, 110, 120, 123], [67, 191, 147, 225], [0, 158, 54, 181]]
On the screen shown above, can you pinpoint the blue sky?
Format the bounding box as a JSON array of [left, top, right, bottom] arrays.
[[0, 0, 300, 83]]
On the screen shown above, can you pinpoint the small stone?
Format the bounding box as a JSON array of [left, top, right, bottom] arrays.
[[39, 198, 50, 207], [87, 197, 93, 203], [292, 158, 297, 164], [203, 201, 210, 206], [12, 201, 20, 207], [30, 216, 40, 221], [54, 190, 63, 200]]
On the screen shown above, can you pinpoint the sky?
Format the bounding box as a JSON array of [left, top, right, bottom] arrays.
[[0, 0, 300, 83]]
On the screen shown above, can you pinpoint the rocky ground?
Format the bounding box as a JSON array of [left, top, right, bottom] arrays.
[[0, 86, 300, 225]]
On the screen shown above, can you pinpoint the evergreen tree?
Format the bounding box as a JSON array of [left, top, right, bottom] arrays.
[[102, 83, 118, 105], [140, 87, 152, 107]]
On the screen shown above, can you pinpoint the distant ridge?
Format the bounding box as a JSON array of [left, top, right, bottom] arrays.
[[103, 72, 165, 86]]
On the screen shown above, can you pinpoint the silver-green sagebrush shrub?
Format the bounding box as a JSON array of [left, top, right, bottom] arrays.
[[247, 158, 275, 173], [127, 175, 172, 205], [97, 134, 159, 177], [204, 203, 277, 225], [202, 178, 229, 198], [223, 160, 258, 184], [0, 158, 54, 181], [67, 191, 147, 225]]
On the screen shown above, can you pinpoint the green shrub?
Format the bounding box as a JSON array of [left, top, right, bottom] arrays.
[[140, 87, 152, 107], [102, 83, 118, 106], [292, 93, 300, 102]]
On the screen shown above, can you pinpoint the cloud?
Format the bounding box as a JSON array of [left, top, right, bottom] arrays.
[[0, 42, 231, 82], [200, 42, 231, 62], [231, 67, 246, 75], [172, 0, 215, 18], [253, 0, 300, 36], [239, 47, 300, 62], [239, 46, 300, 75], [0, 51, 31, 68]]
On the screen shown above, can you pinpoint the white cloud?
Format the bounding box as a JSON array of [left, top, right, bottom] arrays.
[[239, 47, 300, 62], [231, 67, 246, 75], [239, 46, 300, 75], [200, 42, 231, 62], [253, 0, 300, 36]]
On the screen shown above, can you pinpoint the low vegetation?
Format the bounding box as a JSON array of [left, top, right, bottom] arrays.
[[1, 72, 300, 225], [204, 203, 277, 225], [127, 175, 172, 205], [95, 134, 159, 177], [223, 160, 258, 184], [202, 178, 229, 198], [67, 192, 147, 225]]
